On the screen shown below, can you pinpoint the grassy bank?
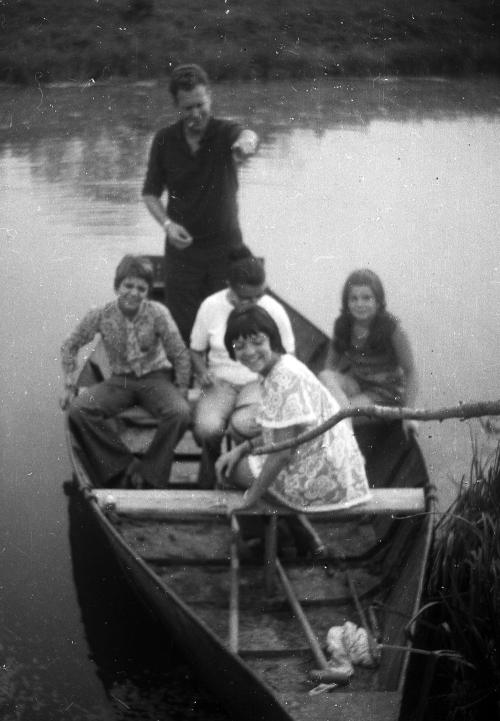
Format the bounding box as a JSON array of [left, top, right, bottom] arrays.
[[408, 444, 500, 720], [1, 0, 499, 84]]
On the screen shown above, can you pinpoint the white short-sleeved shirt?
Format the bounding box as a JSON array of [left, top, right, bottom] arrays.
[[190, 290, 295, 386], [249, 355, 371, 512]]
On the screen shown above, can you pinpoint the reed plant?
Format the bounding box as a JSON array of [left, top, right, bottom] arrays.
[[422, 442, 500, 720]]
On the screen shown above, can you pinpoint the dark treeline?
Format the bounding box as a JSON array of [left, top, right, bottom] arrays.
[[1, 0, 499, 84]]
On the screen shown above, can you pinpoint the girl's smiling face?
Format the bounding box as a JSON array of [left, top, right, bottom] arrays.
[[116, 275, 149, 317], [347, 284, 379, 324], [232, 332, 279, 376]]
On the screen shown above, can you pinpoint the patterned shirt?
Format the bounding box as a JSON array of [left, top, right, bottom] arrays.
[[61, 299, 191, 388], [248, 355, 370, 512]]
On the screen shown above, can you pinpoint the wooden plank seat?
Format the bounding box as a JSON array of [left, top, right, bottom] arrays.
[[113, 388, 203, 458], [116, 405, 160, 427], [93, 488, 425, 519]]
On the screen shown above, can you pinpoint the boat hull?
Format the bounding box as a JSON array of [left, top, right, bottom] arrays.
[[64, 257, 434, 720], [67, 418, 433, 721]]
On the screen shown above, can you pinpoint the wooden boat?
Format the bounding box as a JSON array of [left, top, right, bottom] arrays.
[[65, 256, 435, 721]]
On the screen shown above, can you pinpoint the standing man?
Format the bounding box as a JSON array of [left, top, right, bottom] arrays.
[[142, 63, 259, 344]]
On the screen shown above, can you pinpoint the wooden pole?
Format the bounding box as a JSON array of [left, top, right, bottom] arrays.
[[275, 558, 329, 671], [264, 515, 278, 594], [276, 558, 353, 684], [368, 604, 382, 644], [275, 559, 352, 684], [296, 514, 325, 555], [229, 515, 240, 653], [345, 570, 380, 665], [250, 400, 500, 457], [93, 487, 426, 519]]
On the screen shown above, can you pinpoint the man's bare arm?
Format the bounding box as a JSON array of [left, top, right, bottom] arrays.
[[143, 193, 193, 249]]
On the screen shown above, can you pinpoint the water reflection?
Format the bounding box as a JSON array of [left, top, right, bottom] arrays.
[[2, 78, 499, 206], [2, 78, 499, 492], [1, 77, 499, 720], [66, 485, 229, 721]]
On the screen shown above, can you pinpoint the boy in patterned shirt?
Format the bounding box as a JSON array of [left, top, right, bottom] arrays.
[[61, 255, 191, 488]]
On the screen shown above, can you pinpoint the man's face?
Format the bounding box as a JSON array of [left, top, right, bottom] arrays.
[[176, 85, 212, 137]]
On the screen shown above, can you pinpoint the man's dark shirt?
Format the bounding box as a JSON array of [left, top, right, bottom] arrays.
[[142, 117, 243, 242]]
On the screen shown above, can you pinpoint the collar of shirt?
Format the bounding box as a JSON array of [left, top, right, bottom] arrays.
[[106, 300, 170, 377], [176, 116, 217, 149]]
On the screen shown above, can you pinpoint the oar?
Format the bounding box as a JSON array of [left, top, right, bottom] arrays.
[[275, 558, 351, 685], [247, 400, 500, 456], [229, 515, 240, 653], [368, 604, 382, 644], [296, 514, 327, 557], [345, 570, 380, 666]]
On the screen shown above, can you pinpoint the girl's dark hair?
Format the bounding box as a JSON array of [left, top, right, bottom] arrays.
[[169, 64, 209, 100], [333, 268, 396, 354], [340, 269, 386, 313], [227, 245, 266, 287], [224, 306, 286, 360], [114, 255, 154, 291]]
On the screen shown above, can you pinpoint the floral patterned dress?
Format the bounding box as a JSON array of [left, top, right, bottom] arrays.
[[248, 355, 371, 512]]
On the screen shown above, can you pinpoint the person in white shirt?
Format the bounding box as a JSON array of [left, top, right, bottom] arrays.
[[190, 248, 295, 487]]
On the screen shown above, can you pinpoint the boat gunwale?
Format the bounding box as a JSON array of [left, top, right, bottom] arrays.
[[65, 421, 298, 721]]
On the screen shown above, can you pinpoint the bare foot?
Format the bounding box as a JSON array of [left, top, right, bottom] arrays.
[[128, 471, 145, 489], [122, 459, 146, 489]]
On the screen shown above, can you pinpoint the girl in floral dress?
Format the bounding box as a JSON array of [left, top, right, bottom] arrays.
[[215, 306, 370, 512]]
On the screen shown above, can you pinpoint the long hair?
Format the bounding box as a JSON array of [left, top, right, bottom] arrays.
[[333, 269, 397, 354], [114, 255, 154, 292], [224, 306, 286, 360]]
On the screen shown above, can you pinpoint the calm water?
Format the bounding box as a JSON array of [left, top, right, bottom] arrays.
[[1, 77, 499, 719]]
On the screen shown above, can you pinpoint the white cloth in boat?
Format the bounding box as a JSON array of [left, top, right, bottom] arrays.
[[326, 621, 379, 677], [248, 355, 371, 512]]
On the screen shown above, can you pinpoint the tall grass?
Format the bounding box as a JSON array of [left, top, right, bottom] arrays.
[[422, 443, 500, 720]]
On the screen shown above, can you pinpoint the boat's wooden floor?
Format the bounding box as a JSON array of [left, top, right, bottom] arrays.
[[118, 516, 393, 699], [99, 422, 428, 716]]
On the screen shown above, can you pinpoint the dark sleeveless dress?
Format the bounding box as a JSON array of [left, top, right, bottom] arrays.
[[337, 322, 406, 406]]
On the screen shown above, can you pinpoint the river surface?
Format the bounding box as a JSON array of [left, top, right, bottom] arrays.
[[1, 77, 499, 720]]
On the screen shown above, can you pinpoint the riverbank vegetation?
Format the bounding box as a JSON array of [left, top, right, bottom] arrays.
[[414, 444, 500, 720], [1, 0, 499, 84]]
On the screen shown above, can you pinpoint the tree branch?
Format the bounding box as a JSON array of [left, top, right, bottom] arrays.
[[250, 400, 500, 456]]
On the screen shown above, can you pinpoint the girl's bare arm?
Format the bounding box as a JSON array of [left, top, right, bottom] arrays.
[[242, 424, 304, 505], [322, 339, 341, 371], [392, 324, 418, 407]]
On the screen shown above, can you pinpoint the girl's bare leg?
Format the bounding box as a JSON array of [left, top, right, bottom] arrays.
[[218, 456, 254, 490]]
